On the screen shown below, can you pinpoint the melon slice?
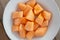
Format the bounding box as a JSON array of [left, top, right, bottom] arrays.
[[23, 5, 32, 16], [12, 11, 23, 19], [13, 18, 21, 25], [25, 21, 34, 31], [26, 31, 34, 40], [26, 9, 35, 21], [20, 17, 27, 24], [12, 25, 19, 32], [19, 24, 26, 38], [34, 22, 39, 30], [18, 3, 26, 11], [35, 27, 48, 37], [19, 11, 23, 18], [35, 13, 44, 25], [42, 11, 52, 20], [34, 4, 43, 15], [26, 0, 36, 8], [41, 20, 49, 27]]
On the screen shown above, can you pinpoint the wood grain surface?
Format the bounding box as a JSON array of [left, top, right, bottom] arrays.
[[0, 0, 59, 40], [0, 0, 10, 40], [0, 22, 10, 40]]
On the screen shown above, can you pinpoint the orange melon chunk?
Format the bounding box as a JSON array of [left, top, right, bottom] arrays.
[[35, 13, 44, 25], [20, 17, 27, 24], [34, 22, 39, 30], [18, 3, 26, 11], [26, 31, 34, 40], [34, 4, 43, 15], [19, 24, 26, 38], [12, 11, 23, 19], [35, 27, 48, 37], [23, 5, 32, 16], [12, 25, 19, 32], [13, 18, 21, 25], [19, 11, 23, 18], [25, 21, 34, 31], [41, 20, 49, 27], [42, 11, 52, 20], [26, 0, 36, 8], [26, 9, 35, 21]]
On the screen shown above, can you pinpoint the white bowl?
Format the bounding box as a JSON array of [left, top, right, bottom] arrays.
[[3, 0, 60, 40]]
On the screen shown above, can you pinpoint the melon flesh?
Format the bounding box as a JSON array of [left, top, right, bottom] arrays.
[[26, 0, 36, 8], [35, 13, 44, 25], [26, 9, 35, 21], [19, 24, 26, 38], [13, 18, 21, 25], [12, 25, 19, 32], [25, 21, 34, 31], [12, 11, 23, 19], [42, 11, 52, 20], [34, 22, 39, 30], [34, 4, 43, 15], [41, 20, 49, 27], [23, 5, 32, 16], [18, 3, 26, 11], [35, 27, 48, 37], [20, 17, 27, 24], [26, 31, 34, 40]]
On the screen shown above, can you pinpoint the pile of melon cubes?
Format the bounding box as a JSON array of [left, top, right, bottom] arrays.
[[12, 0, 52, 40]]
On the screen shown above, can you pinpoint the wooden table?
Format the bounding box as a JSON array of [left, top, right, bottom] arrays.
[[0, 0, 10, 40], [0, 0, 59, 40]]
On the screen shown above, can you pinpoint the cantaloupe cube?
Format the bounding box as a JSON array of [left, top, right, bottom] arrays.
[[26, 9, 35, 21], [34, 4, 43, 15], [20, 17, 27, 24], [18, 3, 26, 11], [12, 11, 18, 19], [12, 25, 19, 32], [26, 31, 34, 40], [23, 5, 32, 16], [18, 24, 24, 31], [35, 14, 44, 25], [19, 29, 26, 38], [26, 0, 36, 8], [41, 20, 49, 27], [25, 21, 34, 31], [19, 24, 26, 38], [13, 18, 21, 25], [42, 11, 52, 20], [34, 22, 39, 30], [12, 11, 23, 19], [35, 27, 48, 37], [19, 11, 23, 18]]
